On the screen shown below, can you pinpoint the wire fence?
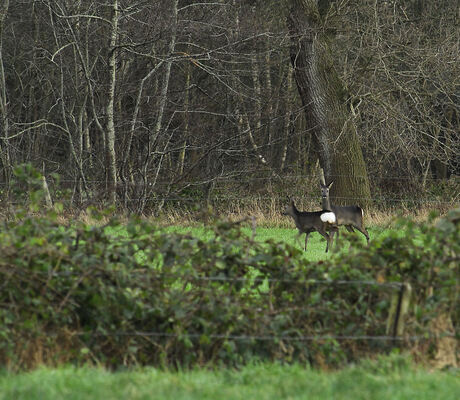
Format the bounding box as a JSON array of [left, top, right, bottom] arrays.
[[6, 267, 457, 345], [72, 332, 455, 342], [20, 173, 458, 185], [3, 172, 459, 188], [13, 270, 454, 290], [3, 191, 458, 206], [2, 172, 458, 210], [4, 173, 456, 187]]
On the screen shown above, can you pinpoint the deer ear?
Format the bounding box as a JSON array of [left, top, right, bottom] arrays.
[[328, 181, 334, 188]]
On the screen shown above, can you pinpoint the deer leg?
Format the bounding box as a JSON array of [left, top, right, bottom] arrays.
[[333, 227, 340, 248], [304, 232, 310, 251], [328, 228, 336, 250], [355, 226, 370, 244], [317, 229, 330, 253], [331, 227, 340, 250], [345, 225, 355, 232]]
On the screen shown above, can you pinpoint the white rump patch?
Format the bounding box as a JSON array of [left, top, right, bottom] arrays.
[[320, 212, 336, 224]]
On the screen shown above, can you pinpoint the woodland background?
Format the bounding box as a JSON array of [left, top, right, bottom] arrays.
[[0, 0, 458, 214]]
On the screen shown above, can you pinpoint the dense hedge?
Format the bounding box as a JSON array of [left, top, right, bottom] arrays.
[[0, 201, 458, 370]]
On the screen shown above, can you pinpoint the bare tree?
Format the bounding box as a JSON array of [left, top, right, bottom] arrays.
[[334, 0, 459, 191], [0, 0, 457, 211], [106, 0, 119, 205], [0, 0, 10, 187]]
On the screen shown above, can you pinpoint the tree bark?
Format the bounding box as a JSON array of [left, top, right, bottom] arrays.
[[288, 0, 371, 206], [150, 0, 178, 153], [106, 0, 119, 205], [280, 65, 293, 172], [0, 0, 11, 188]]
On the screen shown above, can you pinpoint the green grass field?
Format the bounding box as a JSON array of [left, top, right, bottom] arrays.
[[165, 224, 380, 262], [1, 357, 458, 400]]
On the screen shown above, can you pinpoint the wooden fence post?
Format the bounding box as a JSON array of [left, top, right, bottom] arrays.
[[386, 283, 412, 342]]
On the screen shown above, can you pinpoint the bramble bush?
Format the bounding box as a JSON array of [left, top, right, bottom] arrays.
[[0, 168, 458, 370]]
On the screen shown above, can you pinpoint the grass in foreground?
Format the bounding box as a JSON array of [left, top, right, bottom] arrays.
[[0, 356, 458, 400]]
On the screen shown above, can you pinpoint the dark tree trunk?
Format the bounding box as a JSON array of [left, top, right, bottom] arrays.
[[287, 0, 371, 206]]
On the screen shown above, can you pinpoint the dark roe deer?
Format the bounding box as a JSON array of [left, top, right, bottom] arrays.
[[320, 181, 370, 244], [283, 199, 338, 253]]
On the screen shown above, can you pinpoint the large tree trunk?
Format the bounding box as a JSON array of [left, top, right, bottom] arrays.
[[288, 0, 371, 206]]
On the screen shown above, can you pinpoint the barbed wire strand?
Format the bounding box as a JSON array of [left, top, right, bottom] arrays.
[[4, 271, 456, 343], [6, 268, 457, 290], [5, 269, 453, 290], [4, 173, 459, 186], [3, 196, 457, 205], [72, 331, 456, 342]]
